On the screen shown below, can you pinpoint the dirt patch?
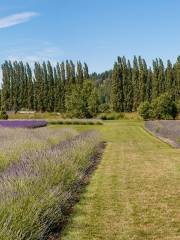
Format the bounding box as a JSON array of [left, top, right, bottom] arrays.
[[144, 120, 180, 148]]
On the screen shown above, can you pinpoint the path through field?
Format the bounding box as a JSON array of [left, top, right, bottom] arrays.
[[61, 121, 180, 240]]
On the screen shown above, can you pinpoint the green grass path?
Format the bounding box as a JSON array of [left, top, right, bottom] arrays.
[[61, 121, 180, 240]]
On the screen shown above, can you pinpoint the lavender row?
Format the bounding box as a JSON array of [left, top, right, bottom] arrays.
[[145, 120, 180, 147], [0, 127, 78, 172], [0, 130, 101, 240], [0, 120, 47, 128]]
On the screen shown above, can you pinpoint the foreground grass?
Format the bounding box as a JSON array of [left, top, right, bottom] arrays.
[[61, 120, 180, 240]]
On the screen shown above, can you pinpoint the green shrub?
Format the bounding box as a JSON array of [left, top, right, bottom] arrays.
[[0, 111, 8, 120], [176, 100, 180, 113], [65, 80, 98, 118], [98, 112, 124, 120], [98, 103, 110, 113], [152, 93, 177, 120], [138, 101, 153, 120], [138, 93, 178, 120]]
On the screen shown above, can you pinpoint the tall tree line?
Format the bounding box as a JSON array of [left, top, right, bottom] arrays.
[[1, 56, 180, 114], [111, 56, 180, 112], [1, 60, 89, 112]]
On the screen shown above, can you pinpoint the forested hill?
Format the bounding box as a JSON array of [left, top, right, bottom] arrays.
[[0, 56, 180, 117]]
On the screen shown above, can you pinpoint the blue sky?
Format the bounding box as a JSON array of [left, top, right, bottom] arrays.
[[0, 0, 180, 76]]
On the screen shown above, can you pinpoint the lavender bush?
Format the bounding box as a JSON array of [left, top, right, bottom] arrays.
[[0, 120, 47, 128], [0, 127, 78, 172], [0, 130, 101, 240]]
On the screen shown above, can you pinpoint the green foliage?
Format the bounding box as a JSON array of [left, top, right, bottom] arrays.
[[152, 93, 177, 119], [98, 103, 111, 113], [138, 101, 153, 120], [111, 62, 123, 112], [1, 56, 180, 117], [88, 88, 99, 117], [1, 60, 89, 113], [48, 119, 103, 125], [0, 111, 8, 120], [65, 80, 98, 118], [176, 100, 180, 113], [98, 112, 124, 120], [139, 93, 178, 120]]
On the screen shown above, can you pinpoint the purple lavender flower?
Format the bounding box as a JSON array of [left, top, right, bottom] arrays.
[[0, 120, 47, 128]]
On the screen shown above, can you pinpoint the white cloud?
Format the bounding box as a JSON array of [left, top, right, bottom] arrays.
[[7, 47, 64, 65], [0, 12, 38, 29]]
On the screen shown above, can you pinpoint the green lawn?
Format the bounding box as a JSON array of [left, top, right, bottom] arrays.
[[58, 120, 180, 240]]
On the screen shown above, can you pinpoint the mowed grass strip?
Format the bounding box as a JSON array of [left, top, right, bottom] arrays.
[[60, 121, 180, 240]]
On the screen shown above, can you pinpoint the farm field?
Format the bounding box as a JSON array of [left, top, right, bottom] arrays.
[[59, 120, 180, 240]]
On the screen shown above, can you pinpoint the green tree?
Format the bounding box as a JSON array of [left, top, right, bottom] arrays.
[[34, 62, 44, 111], [111, 61, 123, 112], [47, 61, 55, 111], [83, 63, 89, 80], [174, 56, 180, 101], [146, 68, 152, 102], [152, 59, 159, 99], [76, 61, 84, 85], [26, 63, 34, 110], [158, 58, 165, 95], [166, 60, 175, 99], [1, 61, 11, 110], [132, 56, 139, 111]]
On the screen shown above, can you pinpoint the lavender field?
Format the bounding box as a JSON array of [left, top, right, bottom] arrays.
[[145, 120, 180, 147], [0, 125, 101, 240]]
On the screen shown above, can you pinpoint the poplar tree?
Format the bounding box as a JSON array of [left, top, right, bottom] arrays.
[[126, 60, 133, 111], [77, 61, 84, 85], [1, 61, 11, 110], [83, 63, 89, 80], [111, 62, 123, 111], [26, 63, 34, 110], [34, 62, 44, 111], [146, 68, 152, 102], [152, 59, 159, 99], [47, 61, 54, 111], [132, 56, 139, 110], [60, 62, 66, 112], [158, 58, 165, 95], [166, 60, 175, 99], [174, 56, 180, 101], [70, 60, 76, 84]]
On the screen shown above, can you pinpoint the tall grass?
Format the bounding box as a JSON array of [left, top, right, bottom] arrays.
[[0, 130, 101, 240]]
